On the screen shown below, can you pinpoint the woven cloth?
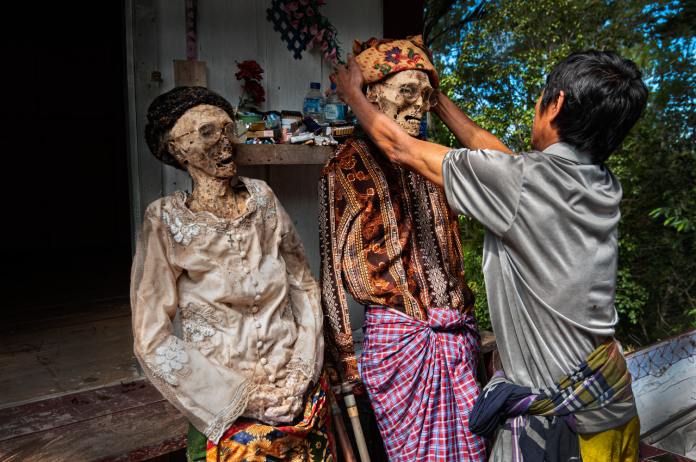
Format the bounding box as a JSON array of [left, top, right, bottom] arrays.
[[358, 306, 485, 461], [203, 373, 335, 461], [470, 339, 635, 462], [352, 35, 439, 87]]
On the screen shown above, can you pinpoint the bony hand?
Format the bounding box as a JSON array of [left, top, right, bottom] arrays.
[[331, 54, 365, 103], [243, 384, 281, 421], [243, 379, 306, 425], [264, 394, 303, 424], [265, 370, 309, 423], [284, 369, 310, 396]]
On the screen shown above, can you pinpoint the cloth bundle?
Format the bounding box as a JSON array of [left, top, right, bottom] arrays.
[[470, 339, 634, 462]]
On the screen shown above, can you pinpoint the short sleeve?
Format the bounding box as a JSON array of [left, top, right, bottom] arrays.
[[441, 148, 525, 236]]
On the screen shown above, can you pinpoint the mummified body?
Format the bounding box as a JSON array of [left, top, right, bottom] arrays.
[[319, 36, 485, 461], [132, 87, 333, 461]]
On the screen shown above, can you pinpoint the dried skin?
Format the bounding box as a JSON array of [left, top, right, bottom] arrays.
[[366, 70, 433, 137], [167, 105, 248, 219]]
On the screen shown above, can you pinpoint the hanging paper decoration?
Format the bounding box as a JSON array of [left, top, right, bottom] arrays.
[[266, 0, 342, 64]]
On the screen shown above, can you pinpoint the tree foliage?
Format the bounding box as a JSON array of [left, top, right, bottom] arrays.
[[426, 0, 696, 346]]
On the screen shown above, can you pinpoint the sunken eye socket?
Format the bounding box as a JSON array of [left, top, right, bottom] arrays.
[[398, 86, 434, 103], [399, 86, 418, 97], [198, 123, 218, 139]]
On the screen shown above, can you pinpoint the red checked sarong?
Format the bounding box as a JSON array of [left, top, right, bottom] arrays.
[[358, 306, 486, 461]]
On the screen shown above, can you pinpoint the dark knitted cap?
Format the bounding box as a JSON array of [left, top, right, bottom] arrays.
[[145, 86, 236, 169]]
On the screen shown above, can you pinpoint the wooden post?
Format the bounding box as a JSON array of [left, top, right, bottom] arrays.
[[342, 383, 371, 462]]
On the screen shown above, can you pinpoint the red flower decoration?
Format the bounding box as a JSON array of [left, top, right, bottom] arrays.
[[242, 80, 266, 104], [235, 60, 263, 82], [236, 60, 265, 108]]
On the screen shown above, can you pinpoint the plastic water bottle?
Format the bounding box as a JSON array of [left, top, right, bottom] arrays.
[[324, 83, 347, 122], [303, 82, 325, 123]]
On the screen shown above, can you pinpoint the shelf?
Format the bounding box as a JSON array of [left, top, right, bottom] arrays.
[[235, 144, 335, 166]]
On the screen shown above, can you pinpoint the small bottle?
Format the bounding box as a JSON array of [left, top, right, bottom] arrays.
[[324, 82, 346, 122], [303, 82, 325, 123]]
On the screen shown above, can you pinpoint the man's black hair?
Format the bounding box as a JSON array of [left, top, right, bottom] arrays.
[[540, 50, 648, 163]]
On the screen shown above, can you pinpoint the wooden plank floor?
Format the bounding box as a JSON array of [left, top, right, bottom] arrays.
[[0, 379, 187, 462], [0, 297, 140, 408], [0, 296, 188, 461]]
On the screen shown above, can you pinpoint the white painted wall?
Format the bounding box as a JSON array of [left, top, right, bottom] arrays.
[[126, 0, 382, 274], [125, 0, 382, 332]]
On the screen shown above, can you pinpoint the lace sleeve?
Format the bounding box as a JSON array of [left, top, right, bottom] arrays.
[[130, 203, 254, 443], [275, 193, 324, 382]]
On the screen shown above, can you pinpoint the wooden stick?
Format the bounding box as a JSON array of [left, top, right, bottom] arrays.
[[341, 383, 371, 462], [330, 393, 358, 462]]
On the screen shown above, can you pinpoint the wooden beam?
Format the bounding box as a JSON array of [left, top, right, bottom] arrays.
[[235, 144, 334, 165]]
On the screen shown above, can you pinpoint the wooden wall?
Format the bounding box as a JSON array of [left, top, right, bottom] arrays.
[[126, 0, 382, 271], [125, 0, 382, 327]]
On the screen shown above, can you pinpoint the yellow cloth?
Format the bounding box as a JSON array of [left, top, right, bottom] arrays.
[[578, 415, 640, 462]]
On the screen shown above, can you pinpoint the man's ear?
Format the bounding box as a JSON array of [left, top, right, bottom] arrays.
[[548, 90, 565, 123]]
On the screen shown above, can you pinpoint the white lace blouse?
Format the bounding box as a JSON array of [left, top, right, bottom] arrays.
[[130, 177, 323, 443]]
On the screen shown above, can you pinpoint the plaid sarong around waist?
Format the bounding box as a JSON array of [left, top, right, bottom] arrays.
[[470, 339, 634, 462], [358, 306, 485, 462]]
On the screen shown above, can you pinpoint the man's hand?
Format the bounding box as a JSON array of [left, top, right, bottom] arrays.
[[332, 55, 364, 104], [330, 53, 450, 186]]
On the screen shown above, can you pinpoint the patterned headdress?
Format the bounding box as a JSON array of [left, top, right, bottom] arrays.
[[352, 35, 439, 88]]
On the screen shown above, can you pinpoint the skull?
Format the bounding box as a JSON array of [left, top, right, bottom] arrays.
[[366, 69, 434, 137], [166, 104, 237, 179]]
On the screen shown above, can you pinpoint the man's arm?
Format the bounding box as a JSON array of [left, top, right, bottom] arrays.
[[433, 92, 511, 153], [333, 56, 450, 186], [333, 56, 511, 186]]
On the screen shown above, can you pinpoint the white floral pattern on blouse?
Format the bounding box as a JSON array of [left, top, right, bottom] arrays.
[[151, 336, 190, 386], [181, 303, 219, 352], [162, 210, 201, 245], [130, 177, 323, 444]]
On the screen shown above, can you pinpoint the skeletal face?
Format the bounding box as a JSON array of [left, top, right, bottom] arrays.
[[167, 104, 237, 178], [366, 70, 434, 137]]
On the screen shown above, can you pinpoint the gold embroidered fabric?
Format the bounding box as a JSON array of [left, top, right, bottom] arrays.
[[319, 139, 475, 382], [131, 177, 323, 443]]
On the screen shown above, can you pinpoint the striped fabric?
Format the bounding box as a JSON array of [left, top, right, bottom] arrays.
[[471, 339, 635, 462], [358, 306, 486, 461], [530, 339, 633, 416]]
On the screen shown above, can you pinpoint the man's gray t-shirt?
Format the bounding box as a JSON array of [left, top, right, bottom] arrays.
[[442, 142, 636, 433]]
